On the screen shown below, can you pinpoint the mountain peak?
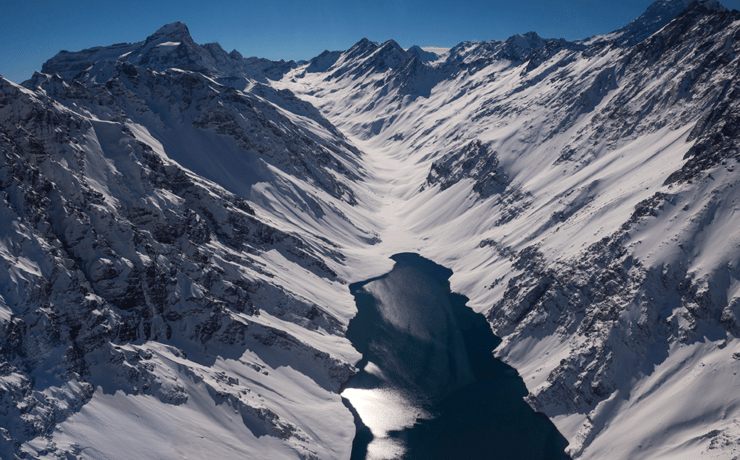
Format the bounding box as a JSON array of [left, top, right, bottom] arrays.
[[609, 0, 694, 46], [342, 38, 380, 62], [608, 0, 731, 46], [350, 38, 378, 53], [364, 39, 409, 71], [505, 31, 545, 47], [38, 22, 300, 84], [499, 31, 550, 61], [379, 39, 404, 51], [144, 21, 193, 45], [406, 45, 440, 63], [693, 0, 728, 12]]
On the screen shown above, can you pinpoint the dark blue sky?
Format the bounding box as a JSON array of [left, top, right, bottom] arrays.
[[2, 0, 739, 84]]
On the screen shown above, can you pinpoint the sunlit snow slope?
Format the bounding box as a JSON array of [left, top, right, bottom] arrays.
[[277, 1, 740, 458], [1, 0, 740, 459]]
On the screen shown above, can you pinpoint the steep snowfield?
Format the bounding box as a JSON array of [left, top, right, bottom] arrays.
[[2, 0, 740, 459], [275, 1, 740, 458], [0, 43, 367, 458]]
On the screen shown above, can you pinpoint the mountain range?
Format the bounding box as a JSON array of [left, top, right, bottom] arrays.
[[1, 0, 740, 458]]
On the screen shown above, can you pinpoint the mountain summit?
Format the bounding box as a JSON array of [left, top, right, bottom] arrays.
[[40, 21, 297, 82], [406, 45, 440, 63], [603, 0, 726, 45], [143, 21, 193, 44]]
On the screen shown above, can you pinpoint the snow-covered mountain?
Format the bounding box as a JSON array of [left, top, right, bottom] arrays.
[[2, 0, 740, 458], [42, 22, 299, 83], [0, 22, 376, 460]]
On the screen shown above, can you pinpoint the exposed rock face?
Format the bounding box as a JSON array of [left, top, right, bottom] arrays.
[[423, 140, 509, 198]]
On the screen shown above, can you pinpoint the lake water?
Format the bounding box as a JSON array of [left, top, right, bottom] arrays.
[[341, 253, 570, 460]]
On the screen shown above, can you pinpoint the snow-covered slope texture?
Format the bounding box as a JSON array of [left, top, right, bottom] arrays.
[[29, 23, 383, 254], [0, 22, 390, 460], [4, 0, 740, 459], [0, 74, 366, 459], [278, 1, 740, 458]]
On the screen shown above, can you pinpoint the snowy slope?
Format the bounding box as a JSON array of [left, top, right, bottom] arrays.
[[0, 22, 382, 458], [277, 1, 740, 458], [0, 72, 370, 458], [2, 0, 740, 459]]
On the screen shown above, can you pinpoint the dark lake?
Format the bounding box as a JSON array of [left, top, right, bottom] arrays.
[[341, 253, 570, 460]]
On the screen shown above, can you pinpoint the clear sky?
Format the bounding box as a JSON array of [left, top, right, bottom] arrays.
[[2, 0, 739, 84]]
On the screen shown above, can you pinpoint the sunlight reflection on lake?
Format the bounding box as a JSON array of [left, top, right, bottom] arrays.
[[342, 386, 431, 460]]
